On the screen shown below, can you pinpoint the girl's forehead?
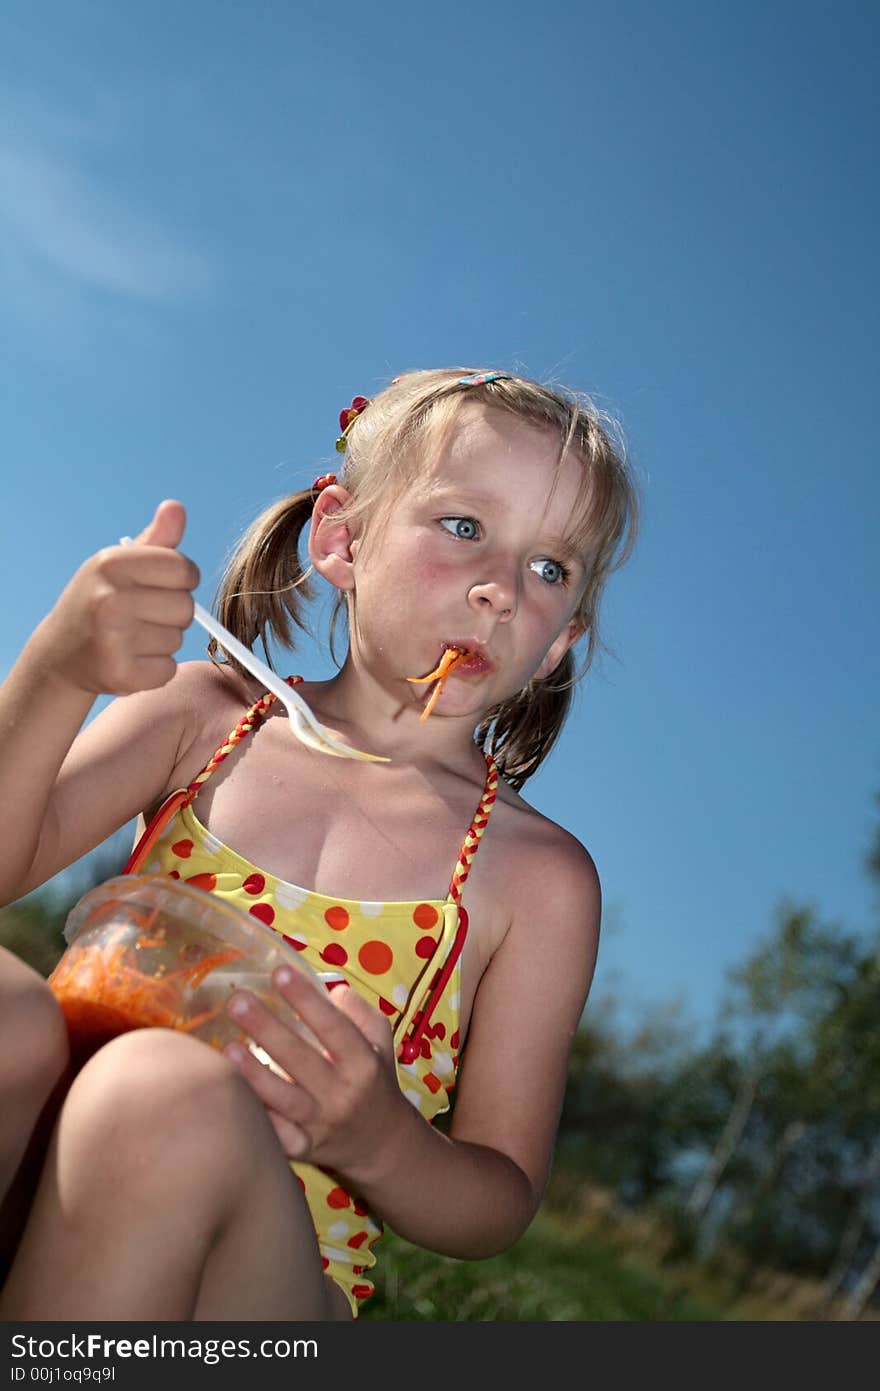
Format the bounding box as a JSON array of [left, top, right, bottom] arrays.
[[442, 403, 558, 465], [420, 405, 586, 511]]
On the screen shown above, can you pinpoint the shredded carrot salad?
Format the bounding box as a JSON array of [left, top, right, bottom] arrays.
[[407, 647, 471, 721], [48, 920, 245, 1066]]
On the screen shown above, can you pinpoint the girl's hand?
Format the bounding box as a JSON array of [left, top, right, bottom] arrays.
[[39, 500, 199, 697], [223, 967, 406, 1180]]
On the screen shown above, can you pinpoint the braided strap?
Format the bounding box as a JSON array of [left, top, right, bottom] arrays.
[[180, 678, 303, 807], [447, 752, 499, 905], [122, 678, 305, 875]]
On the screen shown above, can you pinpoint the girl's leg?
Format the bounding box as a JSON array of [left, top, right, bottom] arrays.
[[0, 949, 70, 1278], [0, 1028, 348, 1321]]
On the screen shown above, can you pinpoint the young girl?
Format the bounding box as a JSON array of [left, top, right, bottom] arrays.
[[0, 367, 638, 1321]]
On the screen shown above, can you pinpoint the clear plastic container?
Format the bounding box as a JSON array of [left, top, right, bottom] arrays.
[[48, 874, 324, 1070]]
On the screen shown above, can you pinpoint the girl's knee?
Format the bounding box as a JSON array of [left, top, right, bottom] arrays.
[[0, 951, 69, 1101], [64, 1029, 271, 1180]]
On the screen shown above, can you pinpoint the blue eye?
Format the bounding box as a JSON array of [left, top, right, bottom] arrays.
[[440, 516, 480, 540], [531, 558, 568, 585]]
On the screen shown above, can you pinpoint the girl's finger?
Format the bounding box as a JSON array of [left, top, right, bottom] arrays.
[[133, 499, 187, 549], [128, 620, 188, 657], [130, 588, 196, 627], [224, 1040, 318, 1125], [265, 1108, 312, 1160], [271, 966, 377, 1063], [101, 544, 200, 591], [225, 990, 333, 1094]]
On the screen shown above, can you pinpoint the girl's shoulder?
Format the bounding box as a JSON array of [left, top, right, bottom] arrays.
[[170, 657, 256, 723], [476, 774, 601, 941], [457, 775, 601, 1048], [492, 776, 600, 881], [138, 659, 260, 812]]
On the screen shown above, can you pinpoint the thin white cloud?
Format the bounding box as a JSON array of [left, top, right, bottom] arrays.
[[0, 93, 213, 305]]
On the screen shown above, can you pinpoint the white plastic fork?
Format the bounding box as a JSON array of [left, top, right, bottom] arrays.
[[120, 538, 388, 763]]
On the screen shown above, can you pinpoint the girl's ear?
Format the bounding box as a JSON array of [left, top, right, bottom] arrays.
[[533, 617, 584, 682], [308, 485, 358, 592]]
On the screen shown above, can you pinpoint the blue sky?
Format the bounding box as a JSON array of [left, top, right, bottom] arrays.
[[2, 1, 878, 1044]]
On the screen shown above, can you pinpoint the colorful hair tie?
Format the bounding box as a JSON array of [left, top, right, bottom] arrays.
[[457, 371, 512, 387], [335, 395, 371, 453], [312, 472, 337, 492]]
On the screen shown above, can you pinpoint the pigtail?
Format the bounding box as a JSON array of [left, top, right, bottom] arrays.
[[475, 650, 576, 790], [207, 490, 316, 675]]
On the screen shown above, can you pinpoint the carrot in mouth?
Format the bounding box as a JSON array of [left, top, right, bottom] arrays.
[[406, 647, 471, 722]]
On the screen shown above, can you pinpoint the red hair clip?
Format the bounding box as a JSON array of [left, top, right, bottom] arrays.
[[311, 472, 337, 492], [335, 395, 371, 453]]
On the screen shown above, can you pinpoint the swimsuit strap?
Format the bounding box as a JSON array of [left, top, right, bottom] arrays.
[[446, 752, 499, 904], [181, 678, 303, 804], [123, 679, 301, 874]]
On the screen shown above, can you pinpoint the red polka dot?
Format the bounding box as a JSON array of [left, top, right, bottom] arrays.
[[326, 1187, 351, 1209], [185, 872, 217, 893], [358, 940, 393, 975], [282, 933, 307, 952], [321, 1257, 330, 1269], [415, 936, 438, 959], [352, 1198, 369, 1216], [352, 1284, 373, 1300], [347, 1231, 369, 1249], [242, 873, 266, 895], [451, 1030, 460, 1049], [171, 839, 193, 859], [321, 943, 348, 967], [325, 906, 350, 931], [168, 870, 180, 879], [420, 1038, 432, 1060], [378, 997, 396, 1016], [249, 902, 275, 927], [429, 1022, 446, 1041], [352, 1266, 363, 1276], [296, 1176, 306, 1192], [423, 1072, 442, 1094], [412, 903, 439, 930]]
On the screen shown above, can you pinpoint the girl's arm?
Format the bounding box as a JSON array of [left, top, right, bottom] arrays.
[[359, 831, 601, 1256], [0, 502, 200, 905], [230, 828, 601, 1259]]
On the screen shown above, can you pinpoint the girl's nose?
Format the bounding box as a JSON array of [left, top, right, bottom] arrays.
[[467, 574, 518, 621]]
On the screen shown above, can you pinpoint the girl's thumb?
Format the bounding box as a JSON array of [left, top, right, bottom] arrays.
[[133, 499, 187, 549]]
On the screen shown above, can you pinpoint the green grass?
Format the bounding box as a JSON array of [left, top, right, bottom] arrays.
[[359, 1184, 848, 1322], [361, 1208, 727, 1321]]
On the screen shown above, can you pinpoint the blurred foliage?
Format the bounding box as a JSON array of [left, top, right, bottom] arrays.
[[0, 834, 132, 977]]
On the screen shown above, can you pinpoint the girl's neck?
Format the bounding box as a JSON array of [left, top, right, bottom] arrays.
[[294, 657, 486, 774]]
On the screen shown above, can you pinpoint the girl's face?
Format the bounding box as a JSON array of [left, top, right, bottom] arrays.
[[346, 405, 590, 722]]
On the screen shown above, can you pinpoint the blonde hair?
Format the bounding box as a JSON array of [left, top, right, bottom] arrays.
[[210, 367, 640, 787]]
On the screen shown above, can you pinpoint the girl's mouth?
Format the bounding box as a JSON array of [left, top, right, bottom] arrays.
[[440, 643, 491, 676], [439, 640, 493, 675], [406, 644, 491, 721]]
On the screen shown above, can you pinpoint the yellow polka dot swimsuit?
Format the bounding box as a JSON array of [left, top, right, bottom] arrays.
[[122, 680, 499, 1317]]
